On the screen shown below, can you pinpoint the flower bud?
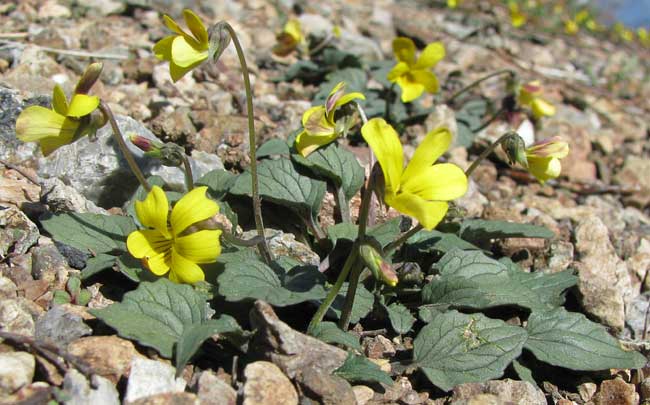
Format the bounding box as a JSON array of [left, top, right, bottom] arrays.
[[208, 21, 231, 63], [359, 244, 398, 287], [160, 142, 186, 167], [501, 132, 528, 168], [129, 133, 163, 157], [74, 62, 103, 95]]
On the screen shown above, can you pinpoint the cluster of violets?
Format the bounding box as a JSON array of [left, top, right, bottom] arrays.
[[14, 9, 568, 285]]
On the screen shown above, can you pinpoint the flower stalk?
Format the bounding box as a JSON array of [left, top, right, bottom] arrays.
[[445, 69, 516, 105], [99, 102, 151, 192], [464, 131, 519, 178]]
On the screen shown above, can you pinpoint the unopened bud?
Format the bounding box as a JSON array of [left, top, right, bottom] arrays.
[[208, 21, 231, 63], [129, 133, 163, 157], [501, 132, 528, 168], [74, 62, 103, 95], [160, 142, 186, 167], [359, 244, 398, 287]]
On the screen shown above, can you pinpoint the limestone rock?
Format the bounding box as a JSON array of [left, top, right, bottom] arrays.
[[0, 351, 35, 395], [243, 361, 298, 405]]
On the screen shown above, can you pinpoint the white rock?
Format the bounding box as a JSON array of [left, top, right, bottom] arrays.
[[63, 369, 119, 405], [0, 352, 35, 395], [124, 358, 186, 403]]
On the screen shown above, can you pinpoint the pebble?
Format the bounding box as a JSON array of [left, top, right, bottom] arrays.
[[242, 361, 298, 405], [124, 358, 186, 403], [0, 351, 35, 395]]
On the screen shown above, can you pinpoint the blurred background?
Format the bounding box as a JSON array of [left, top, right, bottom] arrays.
[[593, 0, 650, 27]]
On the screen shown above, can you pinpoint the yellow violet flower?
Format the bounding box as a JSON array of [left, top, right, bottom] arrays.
[[509, 1, 527, 28], [564, 19, 579, 35], [361, 118, 468, 230], [127, 186, 222, 284], [295, 81, 365, 157], [638, 28, 650, 47], [387, 37, 445, 103], [447, 0, 460, 8], [518, 81, 556, 119], [15, 81, 100, 157], [273, 18, 304, 56], [525, 137, 569, 183], [153, 9, 209, 82]]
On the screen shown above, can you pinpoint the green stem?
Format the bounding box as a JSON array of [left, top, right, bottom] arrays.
[[445, 69, 516, 105], [182, 155, 194, 191], [99, 102, 150, 192], [336, 186, 350, 223], [338, 260, 363, 330], [464, 131, 518, 178], [385, 224, 423, 256], [308, 247, 359, 333], [224, 23, 273, 265]]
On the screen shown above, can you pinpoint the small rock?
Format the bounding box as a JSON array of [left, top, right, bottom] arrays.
[[0, 298, 36, 336], [196, 370, 237, 405], [37, 0, 71, 19], [124, 358, 186, 403], [449, 379, 546, 405], [365, 335, 396, 359], [243, 229, 320, 267], [627, 238, 650, 291], [295, 366, 356, 405], [243, 361, 298, 405], [454, 180, 487, 218], [545, 240, 574, 273], [151, 107, 196, 143], [593, 378, 638, 405], [31, 243, 71, 288], [0, 276, 17, 299], [62, 369, 119, 405], [639, 377, 650, 401], [352, 385, 375, 405], [0, 351, 35, 395], [129, 392, 199, 405], [382, 377, 421, 403], [0, 168, 40, 209], [55, 241, 90, 270], [1, 382, 52, 404], [624, 292, 650, 340], [40, 177, 108, 214], [614, 156, 650, 207], [34, 305, 92, 347], [68, 335, 144, 384], [0, 206, 39, 256], [574, 215, 632, 330], [578, 382, 598, 402]]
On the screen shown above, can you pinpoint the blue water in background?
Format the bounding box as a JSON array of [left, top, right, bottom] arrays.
[[594, 0, 650, 27]]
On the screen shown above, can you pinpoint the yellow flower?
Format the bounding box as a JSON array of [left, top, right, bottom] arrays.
[[387, 37, 445, 103], [447, 0, 460, 8], [127, 186, 222, 284], [564, 19, 579, 35], [509, 1, 527, 28], [273, 19, 304, 56], [361, 118, 467, 230], [153, 9, 209, 82], [295, 81, 365, 157], [525, 137, 569, 183], [638, 28, 650, 47], [518, 81, 556, 119], [15, 82, 100, 157]]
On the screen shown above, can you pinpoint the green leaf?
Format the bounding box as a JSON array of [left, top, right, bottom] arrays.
[[402, 229, 479, 257], [257, 138, 290, 158], [115, 252, 156, 282], [327, 218, 402, 249], [524, 308, 647, 371], [328, 283, 374, 324], [230, 158, 326, 219], [41, 213, 136, 254], [384, 302, 416, 335], [459, 219, 554, 244], [81, 253, 117, 279], [310, 322, 361, 351], [90, 279, 213, 358], [512, 359, 538, 387], [334, 353, 393, 386], [274, 60, 321, 82], [195, 169, 236, 200], [292, 143, 364, 201], [413, 310, 528, 391], [418, 305, 442, 323], [422, 250, 575, 311], [175, 316, 241, 375], [217, 257, 327, 306]]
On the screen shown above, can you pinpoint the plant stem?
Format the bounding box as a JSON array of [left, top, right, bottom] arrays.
[[445, 69, 515, 105], [224, 23, 273, 264], [471, 106, 505, 134], [308, 247, 359, 333], [182, 155, 194, 191], [385, 224, 423, 256], [464, 131, 518, 178], [99, 102, 150, 192], [336, 186, 350, 223]]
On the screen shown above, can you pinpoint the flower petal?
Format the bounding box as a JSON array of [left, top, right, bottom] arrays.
[[171, 36, 209, 68], [302, 106, 335, 136], [162, 14, 201, 49], [169, 60, 202, 82], [392, 37, 416, 66], [387, 62, 410, 83], [183, 9, 208, 47], [135, 186, 171, 239], [284, 19, 303, 43], [411, 70, 439, 94], [325, 82, 346, 116], [527, 156, 562, 183], [396, 75, 424, 103], [402, 127, 452, 180], [526, 137, 569, 158], [38, 133, 79, 157], [126, 229, 172, 276], [531, 98, 556, 118], [386, 193, 448, 230], [333, 92, 366, 111], [174, 230, 222, 263], [52, 85, 69, 115], [15, 106, 76, 142], [66, 94, 99, 118], [153, 36, 174, 61], [361, 118, 403, 196], [170, 249, 205, 284], [401, 163, 468, 201], [295, 130, 338, 157], [414, 42, 445, 69], [170, 186, 219, 235]]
